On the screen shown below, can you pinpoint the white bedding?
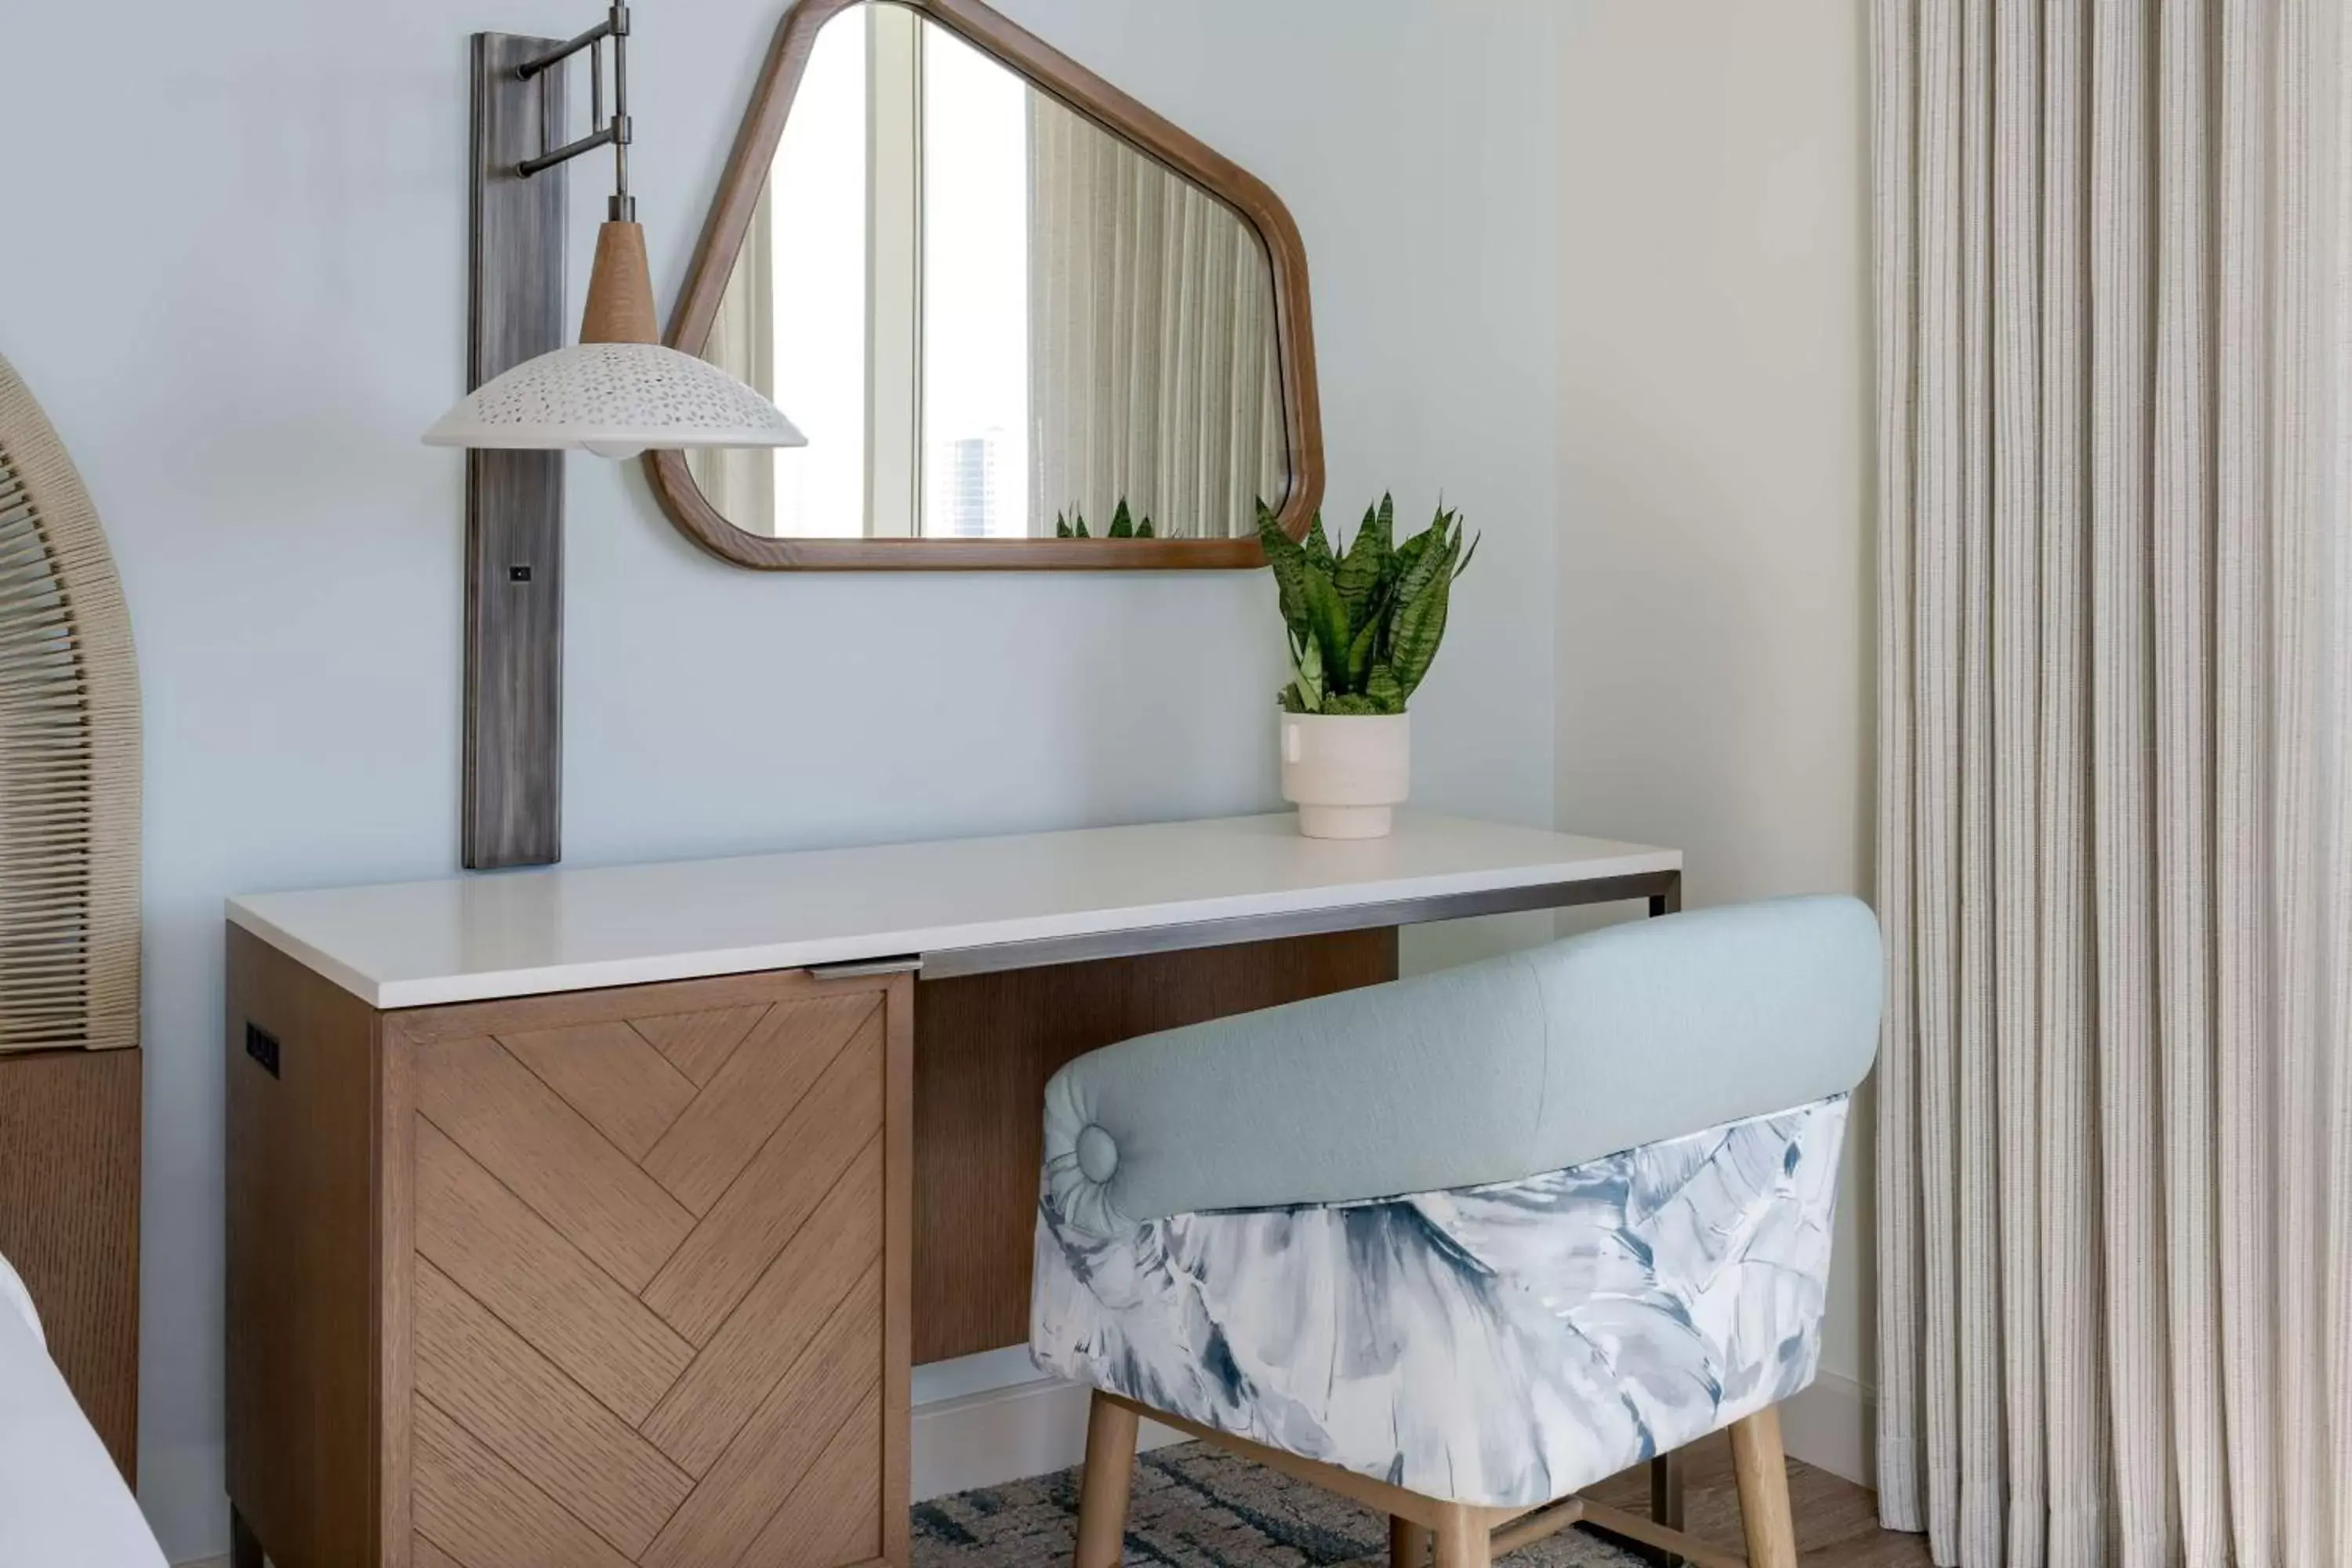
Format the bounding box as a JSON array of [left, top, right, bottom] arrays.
[[0, 1253, 38, 1346], [0, 1250, 167, 1568]]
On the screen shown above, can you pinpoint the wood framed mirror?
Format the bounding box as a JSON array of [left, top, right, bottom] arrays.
[[648, 0, 1322, 569]]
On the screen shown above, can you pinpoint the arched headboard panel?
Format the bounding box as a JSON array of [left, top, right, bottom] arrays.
[[0, 351, 140, 1051]]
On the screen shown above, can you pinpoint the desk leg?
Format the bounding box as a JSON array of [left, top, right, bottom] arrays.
[[229, 1507, 263, 1568], [1646, 872, 1682, 918], [1642, 872, 1682, 1568], [1644, 1450, 1686, 1568]]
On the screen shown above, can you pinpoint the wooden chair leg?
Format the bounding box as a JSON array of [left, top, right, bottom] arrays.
[[1430, 1502, 1492, 1568], [1728, 1406, 1799, 1568], [1073, 1391, 1142, 1567], [1390, 1514, 1432, 1566]]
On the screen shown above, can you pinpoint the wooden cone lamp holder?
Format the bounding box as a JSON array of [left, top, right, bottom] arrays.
[[579, 221, 659, 346]]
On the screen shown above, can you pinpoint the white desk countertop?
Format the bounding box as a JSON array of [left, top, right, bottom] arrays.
[[227, 811, 1679, 1010]]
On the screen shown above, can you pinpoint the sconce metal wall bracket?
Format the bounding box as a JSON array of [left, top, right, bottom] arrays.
[[515, 5, 634, 220], [461, 32, 568, 869], [454, 6, 794, 868]]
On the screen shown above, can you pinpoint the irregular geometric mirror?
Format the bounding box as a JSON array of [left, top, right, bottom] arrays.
[[648, 0, 1323, 568]]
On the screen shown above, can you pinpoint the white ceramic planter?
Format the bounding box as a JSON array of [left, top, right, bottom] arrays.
[[1279, 713, 1410, 839]]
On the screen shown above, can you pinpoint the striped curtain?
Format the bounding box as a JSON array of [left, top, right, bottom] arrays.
[[1871, 3, 2350, 1567], [1025, 96, 1287, 539]]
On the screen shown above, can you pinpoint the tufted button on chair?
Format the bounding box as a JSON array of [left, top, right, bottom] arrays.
[[1029, 896, 1882, 1568]]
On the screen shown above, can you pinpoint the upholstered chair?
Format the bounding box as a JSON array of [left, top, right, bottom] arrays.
[[1029, 895, 1881, 1568]]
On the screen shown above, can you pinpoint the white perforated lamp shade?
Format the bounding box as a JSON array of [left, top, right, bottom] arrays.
[[423, 341, 804, 459], [423, 220, 804, 461]]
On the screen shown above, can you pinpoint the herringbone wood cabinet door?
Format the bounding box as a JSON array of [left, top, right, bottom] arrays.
[[389, 971, 913, 1568]]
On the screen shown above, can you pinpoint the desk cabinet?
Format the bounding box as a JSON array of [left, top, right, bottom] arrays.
[[227, 929, 912, 1568]]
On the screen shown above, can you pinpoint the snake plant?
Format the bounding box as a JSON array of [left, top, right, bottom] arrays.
[[1258, 495, 1477, 716], [1054, 499, 1156, 538]]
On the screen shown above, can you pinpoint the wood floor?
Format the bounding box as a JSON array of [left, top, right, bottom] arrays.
[[1584, 1435, 1934, 1567]]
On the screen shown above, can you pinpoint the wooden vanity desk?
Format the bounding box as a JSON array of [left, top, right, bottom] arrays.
[[223, 812, 1679, 1568]]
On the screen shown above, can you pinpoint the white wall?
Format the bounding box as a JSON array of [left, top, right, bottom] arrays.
[[1552, 0, 1878, 1440], [0, 2, 1559, 1558]]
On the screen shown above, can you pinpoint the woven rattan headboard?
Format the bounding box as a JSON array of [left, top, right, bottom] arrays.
[[0, 351, 139, 1052]]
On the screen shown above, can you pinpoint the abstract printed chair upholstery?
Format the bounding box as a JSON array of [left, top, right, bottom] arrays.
[[1029, 896, 1881, 1568]]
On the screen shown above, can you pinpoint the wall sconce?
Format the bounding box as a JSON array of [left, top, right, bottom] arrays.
[[424, 5, 804, 870]]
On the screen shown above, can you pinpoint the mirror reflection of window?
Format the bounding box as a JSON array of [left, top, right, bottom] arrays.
[[695, 2, 1286, 543], [920, 27, 1029, 539], [692, 9, 870, 537], [774, 9, 871, 538]]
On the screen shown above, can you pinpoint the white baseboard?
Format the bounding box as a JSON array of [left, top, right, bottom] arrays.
[[912, 1366, 1186, 1503], [173, 1557, 227, 1568], [1777, 1370, 1875, 1489]]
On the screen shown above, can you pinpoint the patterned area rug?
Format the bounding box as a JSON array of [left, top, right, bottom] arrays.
[[911, 1440, 1647, 1566]]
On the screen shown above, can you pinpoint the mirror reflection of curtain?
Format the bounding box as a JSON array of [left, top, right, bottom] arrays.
[[1027, 101, 1285, 539], [689, 185, 777, 533]]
